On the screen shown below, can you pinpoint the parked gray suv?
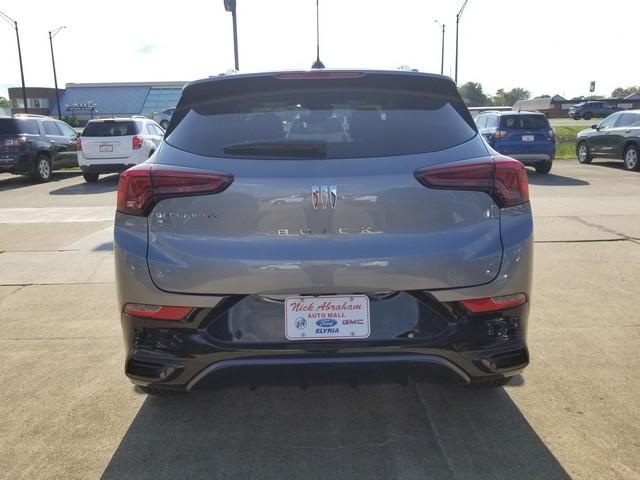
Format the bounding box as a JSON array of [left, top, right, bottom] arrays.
[[568, 101, 621, 120], [114, 70, 533, 395]]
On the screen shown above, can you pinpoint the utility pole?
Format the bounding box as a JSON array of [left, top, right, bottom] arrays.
[[435, 21, 445, 75], [49, 26, 66, 119], [454, 0, 469, 84], [0, 10, 28, 113]]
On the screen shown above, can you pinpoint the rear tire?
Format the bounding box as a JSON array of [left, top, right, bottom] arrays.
[[583, 112, 593, 120], [470, 377, 513, 388], [535, 161, 552, 174], [32, 155, 52, 182], [138, 385, 184, 396], [83, 173, 99, 183], [623, 145, 639, 171], [573, 114, 580, 120], [160, 120, 169, 129], [577, 141, 592, 164]]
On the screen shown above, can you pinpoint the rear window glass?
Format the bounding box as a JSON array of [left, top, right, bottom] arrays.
[[166, 74, 477, 159], [500, 115, 549, 130], [0, 118, 40, 135], [82, 121, 140, 137]]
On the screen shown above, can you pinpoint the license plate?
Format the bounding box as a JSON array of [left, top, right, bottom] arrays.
[[285, 295, 370, 340], [99, 144, 113, 152], [522, 135, 535, 142]]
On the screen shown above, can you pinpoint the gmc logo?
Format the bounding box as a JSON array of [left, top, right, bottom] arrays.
[[342, 319, 364, 325]]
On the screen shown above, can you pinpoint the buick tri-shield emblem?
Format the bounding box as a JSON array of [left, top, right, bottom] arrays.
[[312, 185, 337, 209]]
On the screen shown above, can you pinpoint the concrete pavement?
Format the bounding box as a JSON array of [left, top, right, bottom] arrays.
[[0, 161, 638, 479]]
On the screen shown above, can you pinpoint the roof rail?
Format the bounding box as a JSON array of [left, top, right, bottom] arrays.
[[12, 113, 50, 119], [131, 115, 147, 119]]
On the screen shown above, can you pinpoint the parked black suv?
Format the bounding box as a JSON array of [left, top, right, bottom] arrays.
[[568, 101, 621, 120], [0, 115, 79, 182]]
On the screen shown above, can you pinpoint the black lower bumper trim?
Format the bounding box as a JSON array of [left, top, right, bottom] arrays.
[[185, 354, 471, 391], [80, 163, 133, 174]]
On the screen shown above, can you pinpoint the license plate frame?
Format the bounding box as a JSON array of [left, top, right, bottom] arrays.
[[99, 144, 113, 153], [522, 135, 535, 142], [284, 295, 370, 340]]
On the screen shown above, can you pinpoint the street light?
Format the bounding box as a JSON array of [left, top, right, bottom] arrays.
[[49, 26, 66, 120], [0, 10, 28, 113], [223, 0, 239, 70], [434, 20, 445, 76], [454, 0, 469, 84]]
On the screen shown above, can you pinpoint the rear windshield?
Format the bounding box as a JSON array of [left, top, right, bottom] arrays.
[[82, 121, 140, 137], [0, 118, 40, 135], [500, 115, 549, 130], [166, 73, 477, 159]]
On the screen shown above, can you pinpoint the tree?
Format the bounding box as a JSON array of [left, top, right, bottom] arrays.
[[535, 94, 551, 99], [492, 88, 530, 106], [458, 82, 491, 107], [0, 96, 10, 108], [611, 86, 640, 98]]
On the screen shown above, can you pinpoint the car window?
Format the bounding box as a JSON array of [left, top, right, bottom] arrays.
[[146, 124, 157, 135], [598, 114, 619, 129], [167, 75, 478, 159], [486, 115, 499, 128], [82, 121, 140, 137], [0, 118, 40, 135], [475, 115, 487, 128], [57, 122, 77, 138], [629, 114, 640, 127], [500, 114, 549, 130], [43, 121, 62, 136], [154, 125, 165, 135]]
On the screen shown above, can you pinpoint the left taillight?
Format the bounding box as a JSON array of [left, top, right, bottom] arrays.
[[132, 134, 144, 150], [75, 138, 82, 151], [414, 155, 529, 208], [124, 303, 194, 321], [117, 164, 233, 216]]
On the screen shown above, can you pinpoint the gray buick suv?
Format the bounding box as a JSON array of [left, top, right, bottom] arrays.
[[114, 70, 533, 395]]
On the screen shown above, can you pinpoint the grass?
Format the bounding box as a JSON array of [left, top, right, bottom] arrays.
[[554, 125, 585, 159]]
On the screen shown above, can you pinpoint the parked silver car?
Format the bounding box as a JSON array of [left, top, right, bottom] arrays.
[[115, 70, 533, 395], [152, 107, 175, 129]]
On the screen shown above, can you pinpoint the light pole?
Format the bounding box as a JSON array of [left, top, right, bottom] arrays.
[[434, 21, 445, 75], [454, 0, 469, 84], [0, 10, 28, 113], [311, 0, 324, 68], [223, 0, 239, 70], [49, 26, 66, 119]]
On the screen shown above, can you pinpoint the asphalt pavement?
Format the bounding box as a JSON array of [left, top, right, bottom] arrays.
[[0, 160, 639, 480]]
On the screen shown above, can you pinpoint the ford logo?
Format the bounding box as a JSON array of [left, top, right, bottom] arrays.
[[316, 319, 337, 327]]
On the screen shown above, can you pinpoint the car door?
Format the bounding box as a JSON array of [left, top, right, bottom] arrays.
[[589, 113, 620, 155], [606, 113, 636, 158], [55, 121, 79, 168], [41, 120, 68, 168]]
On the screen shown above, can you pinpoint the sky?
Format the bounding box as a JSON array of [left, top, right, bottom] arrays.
[[1, 0, 639, 101]]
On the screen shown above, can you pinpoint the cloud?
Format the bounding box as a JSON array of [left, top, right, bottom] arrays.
[[136, 43, 159, 54]]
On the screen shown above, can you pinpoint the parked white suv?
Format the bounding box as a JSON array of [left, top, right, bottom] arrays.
[[77, 117, 164, 182]]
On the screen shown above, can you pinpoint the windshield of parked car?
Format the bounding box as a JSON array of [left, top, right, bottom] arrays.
[[500, 115, 550, 130], [166, 73, 478, 159], [82, 120, 140, 137]]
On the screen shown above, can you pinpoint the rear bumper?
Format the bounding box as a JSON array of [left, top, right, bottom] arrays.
[[121, 299, 530, 391], [80, 163, 133, 174], [509, 153, 553, 165]]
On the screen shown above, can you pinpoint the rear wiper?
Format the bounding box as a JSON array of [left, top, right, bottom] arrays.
[[223, 140, 327, 158]]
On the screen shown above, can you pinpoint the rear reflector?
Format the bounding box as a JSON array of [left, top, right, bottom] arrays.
[[459, 294, 527, 313], [415, 155, 529, 208], [124, 303, 193, 321], [275, 71, 365, 80], [117, 164, 233, 216]]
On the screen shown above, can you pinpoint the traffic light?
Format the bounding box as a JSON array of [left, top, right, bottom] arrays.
[[590, 81, 596, 93]]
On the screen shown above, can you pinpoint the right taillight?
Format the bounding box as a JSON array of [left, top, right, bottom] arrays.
[[459, 293, 527, 313], [75, 138, 82, 151], [132, 134, 144, 150], [414, 155, 529, 208], [117, 164, 233, 216]]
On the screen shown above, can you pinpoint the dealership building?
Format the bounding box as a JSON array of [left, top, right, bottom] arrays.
[[8, 81, 187, 122]]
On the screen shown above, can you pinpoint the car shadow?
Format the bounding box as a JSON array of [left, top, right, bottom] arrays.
[[100, 380, 569, 480], [48, 173, 120, 195], [590, 160, 636, 172], [0, 171, 82, 192], [526, 170, 589, 186]]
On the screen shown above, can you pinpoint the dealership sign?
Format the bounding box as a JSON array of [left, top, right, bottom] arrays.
[[65, 102, 97, 112]]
